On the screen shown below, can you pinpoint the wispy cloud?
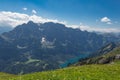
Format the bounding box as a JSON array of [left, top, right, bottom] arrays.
[[23, 7, 27, 11], [66, 23, 120, 33], [78, 24, 120, 33], [32, 10, 37, 14], [0, 11, 119, 33], [101, 17, 112, 24], [0, 11, 65, 27]]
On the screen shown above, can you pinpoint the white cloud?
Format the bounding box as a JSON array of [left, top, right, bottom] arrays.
[[0, 11, 29, 27], [23, 7, 27, 11], [106, 22, 112, 24], [78, 24, 120, 33], [0, 11, 65, 27], [32, 10, 37, 14], [101, 17, 111, 22], [101, 17, 112, 24], [65, 23, 120, 33], [0, 11, 119, 33], [41, 37, 55, 49]]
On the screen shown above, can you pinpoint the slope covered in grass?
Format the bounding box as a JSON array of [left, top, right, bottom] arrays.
[[1, 43, 120, 80], [1, 63, 120, 80], [0, 72, 16, 80]]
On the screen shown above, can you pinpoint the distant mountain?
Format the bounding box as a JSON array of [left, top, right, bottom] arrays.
[[0, 21, 119, 74], [0, 26, 12, 34]]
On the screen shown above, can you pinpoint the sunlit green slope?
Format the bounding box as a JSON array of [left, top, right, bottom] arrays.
[[1, 62, 120, 80], [1, 43, 120, 80]]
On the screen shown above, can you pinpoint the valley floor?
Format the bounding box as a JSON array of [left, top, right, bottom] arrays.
[[1, 62, 120, 80]]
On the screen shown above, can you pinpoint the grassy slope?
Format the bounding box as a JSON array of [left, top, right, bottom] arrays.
[[1, 46, 120, 80], [1, 63, 120, 80], [0, 72, 16, 80]]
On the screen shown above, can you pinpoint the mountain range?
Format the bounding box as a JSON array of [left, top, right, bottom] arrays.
[[0, 21, 120, 74]]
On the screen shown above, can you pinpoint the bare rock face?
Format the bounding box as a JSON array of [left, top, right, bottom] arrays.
[[98, 57, 109, 64], [71, 43, 120, 67], [115, 54, 120, 59]]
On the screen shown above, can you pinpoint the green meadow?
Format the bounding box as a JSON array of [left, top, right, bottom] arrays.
[[1, 62, 120, 80]]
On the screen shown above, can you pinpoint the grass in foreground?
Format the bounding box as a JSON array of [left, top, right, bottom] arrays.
[[0, 72, 16, 80], [1, 62, 120, 80]]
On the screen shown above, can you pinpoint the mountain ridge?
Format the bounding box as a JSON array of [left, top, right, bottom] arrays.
[[70, 42, 120, 66], [0, 21, 119, 74]]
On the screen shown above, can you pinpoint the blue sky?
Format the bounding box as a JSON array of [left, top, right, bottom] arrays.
[[0, 0, 120, 32]]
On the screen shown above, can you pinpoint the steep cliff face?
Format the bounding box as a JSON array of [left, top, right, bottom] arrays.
[[72, 42, 120, 66]]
